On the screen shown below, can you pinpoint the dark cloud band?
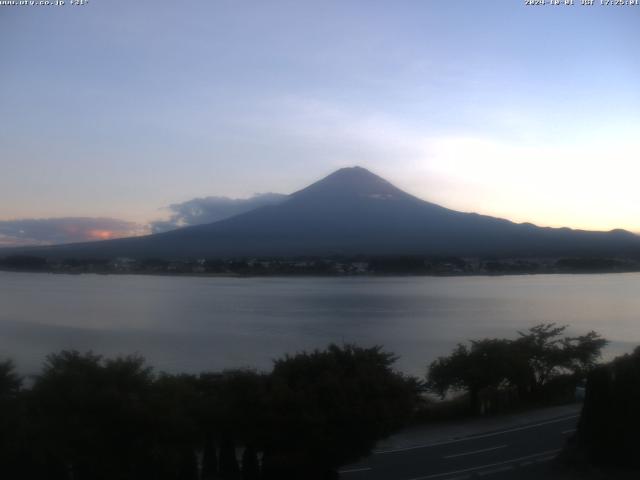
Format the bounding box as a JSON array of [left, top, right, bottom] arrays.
[[0, 194, 287, 247], [0, 218, 144, 247]]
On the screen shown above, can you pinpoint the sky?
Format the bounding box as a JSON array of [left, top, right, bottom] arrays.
[[1, 0, 639, 245]]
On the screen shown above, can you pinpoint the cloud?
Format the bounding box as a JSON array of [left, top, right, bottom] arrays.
[[0, 194, 288, 247], [150, 193, 287, 233], [0, 218, 146, 247]]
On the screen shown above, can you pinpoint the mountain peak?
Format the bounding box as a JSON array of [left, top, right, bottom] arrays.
[[291, 166, 409, 200], [326, 165, 380, 178], [332, 165, 373, 174]]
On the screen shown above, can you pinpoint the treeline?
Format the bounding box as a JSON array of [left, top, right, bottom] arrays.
[[3, 254, 640, 276], [0, 345, 421, 480], [0, 326, 609, 479], [426, 324, 607, 414]]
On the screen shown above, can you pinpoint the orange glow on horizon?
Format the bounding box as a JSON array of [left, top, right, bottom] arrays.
[[87, 229, 116, 240]]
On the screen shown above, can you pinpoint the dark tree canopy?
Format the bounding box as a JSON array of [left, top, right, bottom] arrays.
[[427, 339, 517, 412], [0, 359, 22, 399], [427, 324, 607, 412], [262, 344, 422, 479], [0, 345, 421, 480], [0, 359, 24, 476]]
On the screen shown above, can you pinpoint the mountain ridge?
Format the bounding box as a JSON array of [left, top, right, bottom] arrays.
[[2, 167, 639, 259]]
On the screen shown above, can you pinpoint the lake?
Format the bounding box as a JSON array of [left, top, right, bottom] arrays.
[[1, 271, 639, 377]]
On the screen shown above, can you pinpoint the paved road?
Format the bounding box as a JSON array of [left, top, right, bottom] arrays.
[[339, 413, 579, 479]]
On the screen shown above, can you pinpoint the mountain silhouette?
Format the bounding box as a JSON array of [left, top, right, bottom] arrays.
[[4, 167, 640, 259]]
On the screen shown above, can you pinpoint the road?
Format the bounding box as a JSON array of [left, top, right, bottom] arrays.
[[339, 413, 579, 479]]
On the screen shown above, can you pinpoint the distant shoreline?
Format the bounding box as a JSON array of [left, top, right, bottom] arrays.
[[2, 253, 640, 278], [2, 266, 640, 279]]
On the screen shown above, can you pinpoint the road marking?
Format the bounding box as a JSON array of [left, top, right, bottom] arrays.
[[405, 449, 561, 480], [444, 444, 507, 459], [338, 466, 372, 474], [561, 428, 576, 435], [375, 415, 579, 454], [478, 465, 513, 476]]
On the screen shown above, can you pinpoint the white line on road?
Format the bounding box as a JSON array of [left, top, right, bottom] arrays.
[[405, 448, 561, 480], [444, 444, 507, 459], [561, 428, 576, 435], [477, 465, 513, 476], [375, 415, 579, 454], [338, 466, 372, 474]]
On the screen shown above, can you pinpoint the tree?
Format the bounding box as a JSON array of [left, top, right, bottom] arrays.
[[0, 359, 22, 399], [196, 369, 268, 479], [514, 324, 607, 394], [561, 330, 608, 378], [427, 339, 515, 413], [262, 344, 422, 479], [148, 373, 200, 480], [27, 351, 163, 480], [427, 324, 607, 412], [2, 345, 424, 479], [572, 346, 640, 468], [0, 360, 24, 478]]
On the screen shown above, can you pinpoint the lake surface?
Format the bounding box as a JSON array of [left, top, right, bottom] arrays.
[[1, 271, 639, 377]]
